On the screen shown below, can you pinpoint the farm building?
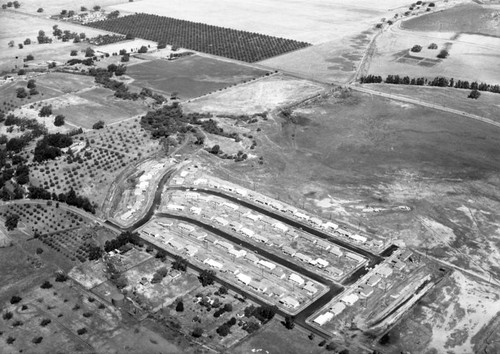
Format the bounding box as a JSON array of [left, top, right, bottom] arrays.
[[204, 258, 223, 270], [341, 293, 359, 306], [280, 296, 300, 309], [258, 260, 276, 271], [330, 302, 346, 316], [345, 252, 365, 263], [178, 223, 195, 232], [375, 264, 393, 278], [289, 273, 305, 285], [237, 273, 252, 286], [367, 274, 382, 287], [314, 312, 334, 326]]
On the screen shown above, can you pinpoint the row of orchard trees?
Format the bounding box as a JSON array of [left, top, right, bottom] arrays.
[[85, 13, 311, 63], [360, 74, 500, 93]]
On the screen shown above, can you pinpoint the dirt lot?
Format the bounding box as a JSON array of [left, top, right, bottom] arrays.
[[377, 271, 500, 353], [126, 55, 269, 100], [197, 89, 500, 281], [183, 74, 326, 115], [368, 25, 500, 83], [364, 84, 500, 122]]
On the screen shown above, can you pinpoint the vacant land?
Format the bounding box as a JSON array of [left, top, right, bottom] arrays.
[[378, 271, 500, 353], [86, 13, 311, 62], [401, 3, 500, 36], [50, 87, 148, 128], [202, 89, 500, 280], [127, 56, 269, 99], [5, 0, 128, 16], [184, 74, 326, 115], [368, 27, 500, 83], [364, 84, 500, 122], [108, 0, 410, 44]]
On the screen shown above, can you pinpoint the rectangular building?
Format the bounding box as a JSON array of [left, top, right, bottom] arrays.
[[280, 296, 300, 309], [314, 312, 334, 326], [289, 273, 305, 286]]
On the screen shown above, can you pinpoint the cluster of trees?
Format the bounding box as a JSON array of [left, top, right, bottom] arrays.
[[39, 105, 52, 117], [36, 30, 52, 44], [104, 231, 140, 252], [198, 269, 216, 286], [89, 67, 139, 100], [5, 213, 20, 231], [151, 266, 169, 283], [85, 13, 311, 62], [27, 185, 96, 214], [216, 316, 237, 337], [139, 87, 166, 104], [88, 34, 125, 46], [1, 1, 20, 9], [171, 255, 188, 271], [360, 74, 500, 94], [67, 58, 94, 66], [244, 304, 277, 323], [53, 25, 85, 43], [33, 133, 72, 162]]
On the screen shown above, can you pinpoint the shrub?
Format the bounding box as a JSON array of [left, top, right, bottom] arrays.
[[428, 43, 438, 49], [468, 89, 480, 99], [40, 318, 51, 327], [32, 336, 43, 344], [93, 120, 104, 129], [3, 311, 13, 320], [192, 327, 203, 338], [437, 49, 449, 59], [10, 295, 22, 304], [55, 273, 68, 282], [77, 328, 87, 335], [6, 336, 15, 344], [40, 280, 53, 289], [410, 45, 422, 53], [54, 115, 65, 126], [176, 301, 184, 312]]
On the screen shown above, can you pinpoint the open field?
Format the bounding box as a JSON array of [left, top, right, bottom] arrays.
[[378, 271, 500, 353], [50, 87, 148, 128], [126, 56, 269, 100], [0, 11, 111, 73], [368, 26, 500, 83], [401, 3, 500, 36], [85, 13, 311, 63], [108, 0, 411, 44], [184, 74, 326, 115], [195, 89, 500, 281], [364, 84, 500, 122], [4, 0, 128, 16]]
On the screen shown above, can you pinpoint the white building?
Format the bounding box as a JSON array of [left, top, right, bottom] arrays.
[[280, 296, 300, 308], [258, 260, 276, 271], [345, 252, 365, 263], [229, 249, 247, 258], [289, 273, 305, 286], [314, 312, 334, 326], [330, 302, 346, 315], [189, 206, 201, 215], [167, 204, 185, 211], [304, 281, 318, 295], [178, 223, 195, 232], [204, 258, 223, 270], [341, 293, 359, 306], [330, 246, 343, 257], [273, 222, 289, 233], [184, 245, 198, 257], [244, 212, 261, 222], [315, 258, 329, 268], [214, 217, 229, 227], [351, 234, 368, 243], [237, 273, 252, 286], [240, 227, 255, 238]]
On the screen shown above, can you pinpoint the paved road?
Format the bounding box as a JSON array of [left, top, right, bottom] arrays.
[[352, 85, 500, 130]]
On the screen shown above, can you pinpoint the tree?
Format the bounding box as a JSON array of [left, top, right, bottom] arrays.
[[211, 145, 220, 154], [16, 87, 28, 99], [70, 50, 78, 56], [40, 281, 53, 289], [8, 40, 15, 48], [40, 318, 51, 326], [10, 295, 22, 304], [24, 38, 31, 45], [107, 63, 118, 73], [437, 49, 449, 59], [93, 5, 101, 11], [428, 43, 438, 49], [5, 214, 20, 231], [39, 105, 52, 117], [157, 40, 167, 49], [410, 45, 422, 52], [17, 69, 25, 75], [138, 45, 148, 53], [172, 255, 187, 271], [284, 315, 295, 329], [115, 65, 126, 76], [468, 89, 481, 99], [81, 6, 87, 11], [25, 54, 34, 61], [216, 324, 230, 337], [32, 337, 43, 344], [198, 269, 216, 286], [92, 120, 104, 129], [27, 79, 36, 89], [121, 54, 130, 62], [85, 47, 95, 57], [54, 115, 65, 126], [125, 33, 134, 40], [37, 8, 44, 12], [55, 273, 68, 282], [219, 286, 228, 295], [176, 301, 184, 312], [192, 327, 203, 338]]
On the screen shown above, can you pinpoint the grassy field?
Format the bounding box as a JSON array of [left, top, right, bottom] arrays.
[[5, 0, 128, 16], [401, 3, 500, 36], [202, 89, 500, 279], [127, 56, 269, 99], [368, 26, 500, 83], [51, 87, 148, 128], [184, 74, 326, 115], [364, 84, 500, 121], [231, 318, 327, 354]]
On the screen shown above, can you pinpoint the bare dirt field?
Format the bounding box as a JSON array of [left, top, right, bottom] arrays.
[[126, 55, 269, 99], [107, 0, 411, 44], [198, 89, 500, 281], [378, 271, 500, 353], [367, 25, 500, 83], [401, 3, 500, 36], [183, 74, 326, 115], [363, 84, 500, 122]]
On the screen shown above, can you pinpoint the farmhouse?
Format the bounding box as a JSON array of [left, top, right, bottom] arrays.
[[289, 273, 305, 285], [314, 312, 333, 326], [280, 296, 300, 309]]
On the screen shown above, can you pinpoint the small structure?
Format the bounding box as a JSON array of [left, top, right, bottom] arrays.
[[330, 302, 346, 316], [189, 206, 201, 215], [111, 292, 125, 307], [345, 252, 365, 264], [315, 258, 329, 268], [237, 273, 252, 286], [258, 260, 276, 271], [329, 246, 343, 257], [304, 281, 318, 295], [214, 217, 229, 227], [399, 250, 413, 262], [309, 217, 323, 226], [282, 246, 296, 256], [375, 264, 393, 278], [367, 274, 381, 287], [184, 245, 198, 257], [341, 293, 359, 306], [204, 258, 223, 270], [273, 222, 289, 233], [314, 312, 334, 326], [295, 252, 313, 263], [289, 273, 305, 286], [350, 234, 368, 243], [326, 266, 344, 277], [324, 221, 339, 230], [294, 211, 309, 221], [178, 223, 195, 233], [280, 296, 300, 309], [167, 204, 184, 211], [167, 238, 183, 250], [244, 252, 259, 263], [253, 234, 269, 243], [229, 248, 247, 258], [214, 240, 233, 251], [316, 240, 331, 250], [358, 284, 374, 297], [240, 227, 255, 238], [244, 212, 261, 221]]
